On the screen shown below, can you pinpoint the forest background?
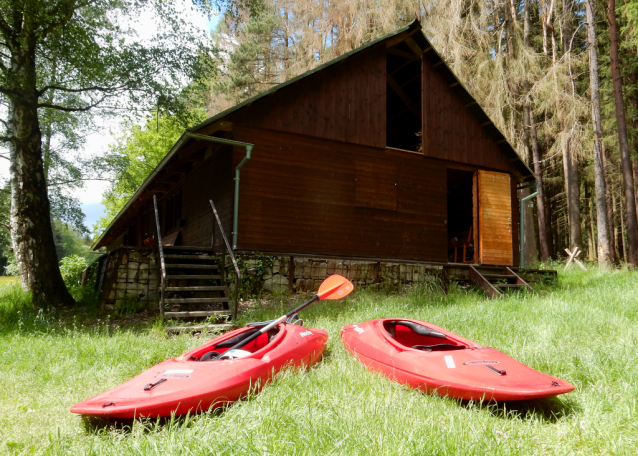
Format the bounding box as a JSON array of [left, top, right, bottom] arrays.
[[2, 0, 638, 287]]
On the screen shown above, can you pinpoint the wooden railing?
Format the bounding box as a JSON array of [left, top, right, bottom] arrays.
[[153, 194, 167, 316], [209, 199, 241, 321]]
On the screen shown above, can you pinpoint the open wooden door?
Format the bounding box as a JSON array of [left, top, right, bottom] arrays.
[[475, 170, 513, 265]]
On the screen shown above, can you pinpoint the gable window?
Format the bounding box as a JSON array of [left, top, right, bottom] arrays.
[[386, 43, 423, 152]]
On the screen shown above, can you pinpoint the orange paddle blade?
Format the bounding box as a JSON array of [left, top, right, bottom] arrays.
[[317, 274, 354, 300]]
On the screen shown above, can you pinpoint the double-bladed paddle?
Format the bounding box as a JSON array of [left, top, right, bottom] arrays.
[[216, 274, 354, 359]]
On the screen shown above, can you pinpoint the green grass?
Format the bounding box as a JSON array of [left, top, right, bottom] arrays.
[[1, 268, 637, 455], [0, 276, 19, 286]]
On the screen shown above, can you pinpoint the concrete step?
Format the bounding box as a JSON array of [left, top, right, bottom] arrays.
[[165, 286, 227, 292], [164, 254, 217, 261], [163, 246, 213, 252], [166, 274, 222, 280], [166, 324, 234, 334], [164, 310, 230, 319], [165, 264, 217, 269], [165, 297, 230, 304]]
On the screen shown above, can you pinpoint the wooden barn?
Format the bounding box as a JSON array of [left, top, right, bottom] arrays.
[[93, 20, 548, 323]]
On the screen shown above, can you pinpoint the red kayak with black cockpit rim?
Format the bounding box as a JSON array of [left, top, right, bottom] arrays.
[[71, 274, 354, 419], [70, 323, 328, 418], [340, 318, 574, 401]]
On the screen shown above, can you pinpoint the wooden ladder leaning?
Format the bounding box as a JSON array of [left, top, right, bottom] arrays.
[[469, 265, 534, 299]]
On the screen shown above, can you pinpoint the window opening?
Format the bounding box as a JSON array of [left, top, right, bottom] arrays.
[[386, 43, 422, 152]]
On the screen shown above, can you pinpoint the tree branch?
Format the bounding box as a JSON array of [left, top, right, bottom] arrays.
[[0, 136, 12, 142], [37, 98, 106, 112], [48, 177, 113, 187], [37, 84, 126, 97]]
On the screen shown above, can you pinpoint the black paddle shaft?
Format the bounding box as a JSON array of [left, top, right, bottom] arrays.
[[217, 295, 320, 358]]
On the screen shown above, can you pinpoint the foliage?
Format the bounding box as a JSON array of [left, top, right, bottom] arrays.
[[59, 255, 90, 288], [226, 253, 274, 299], [95, 112, 205, 234]]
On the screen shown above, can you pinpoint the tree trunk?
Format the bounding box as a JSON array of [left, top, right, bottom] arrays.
[[586, 184, 597, 260], [529, 108, 552, 261], [585, 0, 612, 266], [562, 135, 583, 252], [7, 29, 75, 308], [607, 0, 638, 266]]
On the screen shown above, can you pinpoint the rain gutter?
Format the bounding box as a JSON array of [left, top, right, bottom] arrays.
[[519, 183, 539, 269], [184, 133, 253, 250]]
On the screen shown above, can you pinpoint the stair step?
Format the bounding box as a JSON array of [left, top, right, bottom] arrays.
[[494, 284, 527, 288], [166, 324, 234, 334], [165, 297, 230, 304], [166, 274, 222, 280], [163, 246, 213, 252], [483, 274, 514, 279], [166, 286, 227, 292], [165, 264, 218, 269], [164, 254, 216, 261], [165, 311, 230, 318]]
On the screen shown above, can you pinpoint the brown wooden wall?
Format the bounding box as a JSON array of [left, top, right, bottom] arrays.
[[232, 124, 448, 261], [177, 145, 234, 250], [228, 46, 386, 149], [421, 57, 516, 174]]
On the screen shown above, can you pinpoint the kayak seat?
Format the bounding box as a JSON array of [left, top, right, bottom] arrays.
[[412, 344, 467, 352], [384, 320, 464, 350], [199, 327, 282, 361]]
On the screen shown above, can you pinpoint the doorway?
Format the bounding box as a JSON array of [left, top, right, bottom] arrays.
[[447, 168, 475, 263]]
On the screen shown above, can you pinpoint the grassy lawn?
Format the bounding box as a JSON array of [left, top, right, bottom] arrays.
[[0, 268, 637, 455], [0, 276, 19, 286]]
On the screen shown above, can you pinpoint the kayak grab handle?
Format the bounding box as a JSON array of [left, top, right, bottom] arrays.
[[144, 378, 167, 391], [485, 365, 507, 376]]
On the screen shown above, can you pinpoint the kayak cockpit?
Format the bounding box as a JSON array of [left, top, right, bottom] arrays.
[[186, 326, 283, 361], [381, 320, 467, 352]]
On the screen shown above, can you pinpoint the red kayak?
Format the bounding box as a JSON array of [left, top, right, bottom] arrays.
[[71, 323, 328, 418], [341, 319, 574, 401]]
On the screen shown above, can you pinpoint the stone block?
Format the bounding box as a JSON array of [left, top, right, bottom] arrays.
[[327, 261, 336, 275], [263, 274, 288, 292], [294, 259, 304, 278], [139, 263, 149, 270], [117, 270, 128, 280], [272, 259, 280, 274], [318, 262, 327, 278], [121, 254, 128, 265], [127, 269, 139, 281], [127, 261, 139, 270], [116, 289, 126, 298], [108, 290, 116, 300], [139, 271, 149, 281]]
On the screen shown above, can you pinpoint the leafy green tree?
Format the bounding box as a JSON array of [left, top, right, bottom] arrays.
[[95, 113, 204, 233], [0, 0, 214, 308]]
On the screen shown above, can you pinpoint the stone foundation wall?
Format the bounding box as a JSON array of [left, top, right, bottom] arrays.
[[241, 255, 445, 293], [99, 247, 159, 312]]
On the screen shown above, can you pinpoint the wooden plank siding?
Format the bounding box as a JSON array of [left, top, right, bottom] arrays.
[[421, 57, 515, 173], [227, 46, 386, 148], [232, 124, 447, 261], [178, 145, 234, 250]]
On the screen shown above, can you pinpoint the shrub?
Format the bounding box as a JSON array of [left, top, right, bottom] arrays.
[[59, 254, 89, 288]]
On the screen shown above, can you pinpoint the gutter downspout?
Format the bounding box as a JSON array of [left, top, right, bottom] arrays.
[[184, 133, 253, 250], [519, 182, 539, 269]]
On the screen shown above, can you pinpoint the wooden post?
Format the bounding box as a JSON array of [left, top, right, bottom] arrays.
[[288, 256, 295, 293]]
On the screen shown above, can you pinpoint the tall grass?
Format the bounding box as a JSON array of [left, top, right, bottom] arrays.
[[0, 267, 637, 455]]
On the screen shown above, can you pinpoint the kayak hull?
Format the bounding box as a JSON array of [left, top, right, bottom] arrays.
[[71, 324, 327, 418], [341, 319, 574, 401]]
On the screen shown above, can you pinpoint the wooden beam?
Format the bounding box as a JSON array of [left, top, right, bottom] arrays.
[[449, 81, 460, 87], [481, 121, 493, 127], [195, 120, 233, 136], [385, 28, 419, 48], [387, 48, 420, 61], [404, 37, 423, 57], [465, 100, 477, 107], [433, 60, 444, 67], [387, 74, 420, 118]]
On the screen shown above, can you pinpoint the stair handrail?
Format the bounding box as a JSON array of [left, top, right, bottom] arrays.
[[209, 199, 241, 321], [153, 194, 167, 316]]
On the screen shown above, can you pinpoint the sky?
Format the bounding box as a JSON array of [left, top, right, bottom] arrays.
[[0, 4, 220, 231]]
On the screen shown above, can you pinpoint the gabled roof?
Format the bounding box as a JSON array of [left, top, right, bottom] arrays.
[[94, 20, 534, 250]]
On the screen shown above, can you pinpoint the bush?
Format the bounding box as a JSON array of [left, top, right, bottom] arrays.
[[59, 254, 89, 288]]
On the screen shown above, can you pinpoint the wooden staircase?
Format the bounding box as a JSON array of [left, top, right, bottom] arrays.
[[161, 246, 234, 333], [469, 265, 534, 298]]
